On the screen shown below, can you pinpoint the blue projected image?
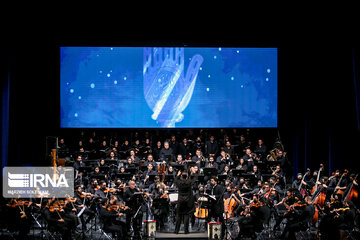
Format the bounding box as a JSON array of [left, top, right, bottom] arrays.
[[60, 47, 277, 128]]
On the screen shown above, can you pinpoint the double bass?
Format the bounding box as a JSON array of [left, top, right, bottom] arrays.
[[344, 174, 358, 202], [311, 164, 324, 196], [298, 168, 310, 197], [333, 169, 348, 196]]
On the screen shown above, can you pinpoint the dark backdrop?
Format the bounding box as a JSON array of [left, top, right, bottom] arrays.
[[3, 29, 360, 178]]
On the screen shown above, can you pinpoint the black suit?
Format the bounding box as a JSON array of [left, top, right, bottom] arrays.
[[174, 175, 197, 233], [208, 183, 225, 238]]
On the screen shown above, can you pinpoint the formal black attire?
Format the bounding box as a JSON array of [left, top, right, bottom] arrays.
[[174, 174, 197, 233]]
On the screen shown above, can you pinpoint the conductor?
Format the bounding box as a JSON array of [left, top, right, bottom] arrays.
[[174, 170, 197, 234]]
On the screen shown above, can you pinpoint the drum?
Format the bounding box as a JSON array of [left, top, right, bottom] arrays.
[[208, 221, 222, 239], [169, 193, 178, 202], [143, 220, 156, 238]]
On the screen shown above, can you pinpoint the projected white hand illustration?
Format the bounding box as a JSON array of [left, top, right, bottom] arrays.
[[143, 48, 203, 127]]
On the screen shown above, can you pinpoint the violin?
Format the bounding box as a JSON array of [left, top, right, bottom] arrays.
[[107, 202, 127, 212], [7, 199, 31, 208], [103, 187, 120, 194]]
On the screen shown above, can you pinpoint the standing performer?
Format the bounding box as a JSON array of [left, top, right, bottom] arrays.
[[174, 170, 197, 234]]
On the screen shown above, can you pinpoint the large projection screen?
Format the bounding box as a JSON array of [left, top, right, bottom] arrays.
[[60, 47, 277, 128]]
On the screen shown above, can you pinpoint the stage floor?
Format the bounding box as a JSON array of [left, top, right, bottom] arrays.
[[156, 231, 208, 239]]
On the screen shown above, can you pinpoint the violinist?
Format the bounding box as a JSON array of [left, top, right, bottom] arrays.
[[240, 180, 263, 198], [152, 182, 169, 230], [87, 178, 99, 195], [99, 198, 127, 239], [260, 183, 277, 206], [74, 185, 95, 233], [237, 194, 261, 237], [43, 198, 72, 240], [281, 195, 314, 240], [95, 181, 110, 199], [123, 180, 142, 238], [148, 175, 161, 193], [6, 197, 33, 239]]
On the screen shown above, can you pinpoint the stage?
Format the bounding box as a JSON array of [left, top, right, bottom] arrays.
[[155, 231, 208, 240]]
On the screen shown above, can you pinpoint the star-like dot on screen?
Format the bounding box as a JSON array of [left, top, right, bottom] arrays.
[[123, 77, 127, 81], [267, 68, 271, 73], [90, 83, 95, 88], [114, 80, 118, 84], [78, 96, 82, 99], [266, 78, 269, 82], [70, 89, 74, 93], [74, 113, 78, 117], [208, 74, 211, 78], [107, 73, 111, 78], [231, 76, 234, 81], [206, 88, 210, 92]]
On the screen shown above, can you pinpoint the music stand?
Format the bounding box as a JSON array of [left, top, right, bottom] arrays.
[[77, 166, 93, 174], [261, 173, 273, 183], [125, 167, 138, 175], [165, 174, 174, 183], [172, 164, 185, 172], [231, 169, 245, 177], [186, 161, 197, 168], [83, 160, 99, 167], [195, 174, 205, 184], [140, 165, 148, 172], [242, 173, 257, 186], [148, 174, 160, 182], [99, 166, 110, 174], [217, 174, 229, 183], [116, 173, 132, 181], [203, 167, 218, 177], [90, 174, 106, 181]]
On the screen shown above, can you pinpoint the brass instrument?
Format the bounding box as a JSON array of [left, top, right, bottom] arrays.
[[200, 155, 206, 161], [266, 149, 277, 161], [225, 153, 230, 160]]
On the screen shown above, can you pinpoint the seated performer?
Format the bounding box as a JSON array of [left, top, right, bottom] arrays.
[[98, 198, 127, 240]]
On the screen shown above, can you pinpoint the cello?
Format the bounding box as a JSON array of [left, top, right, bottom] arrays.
[[224, 188, 238, 219]]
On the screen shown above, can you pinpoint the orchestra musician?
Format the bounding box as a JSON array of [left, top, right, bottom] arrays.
[[98, 198, 127, 239], [5, 130, 360, 240], [123, 180, 143, 238], [208, 177, 225, 239], [73, 185, 95, 233]]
